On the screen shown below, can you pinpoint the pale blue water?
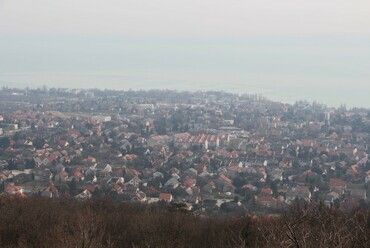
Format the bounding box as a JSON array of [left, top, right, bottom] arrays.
[[0, 35, 369, 107]]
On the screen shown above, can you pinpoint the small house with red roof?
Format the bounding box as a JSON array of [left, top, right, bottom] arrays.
[[329, 178, 347, 194], [159, 193, 173, 202]]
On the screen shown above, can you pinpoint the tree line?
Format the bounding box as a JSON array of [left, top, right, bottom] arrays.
[[0, 197, 368, 247]]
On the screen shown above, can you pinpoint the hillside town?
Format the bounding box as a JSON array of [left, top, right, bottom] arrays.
[[0, 87, 369, 216]]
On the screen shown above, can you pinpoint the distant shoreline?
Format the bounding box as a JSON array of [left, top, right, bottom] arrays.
[[1, 84, 368, 111]]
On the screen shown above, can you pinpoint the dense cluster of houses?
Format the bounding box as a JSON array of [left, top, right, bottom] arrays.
[[0, 88, 369, 215]]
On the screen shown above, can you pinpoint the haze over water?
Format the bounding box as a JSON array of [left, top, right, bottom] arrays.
[[1, 35, 369, 108], [1, 1, 370, 108]]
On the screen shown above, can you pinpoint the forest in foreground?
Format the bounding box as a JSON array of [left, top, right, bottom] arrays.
[[0, 197, 369, 248]]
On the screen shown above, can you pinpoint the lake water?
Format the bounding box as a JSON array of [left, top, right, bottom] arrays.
[[1, 35, 369, 108]]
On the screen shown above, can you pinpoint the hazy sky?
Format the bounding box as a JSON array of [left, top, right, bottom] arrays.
[[1, 0, 370, 36], [1, 1, 370, 107]]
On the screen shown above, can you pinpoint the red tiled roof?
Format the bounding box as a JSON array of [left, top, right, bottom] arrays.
[[329, 178, 347, 187], [159, 193, 173, 201], [6, 186, 23, 191], [303, 170, 317, 176], [184, 178, 196, 188], [242, 184, 256, 190], [219, 174, 233, 186], [261, 188, 273, 195], [113, 184, 121, 190], [256, 196, 276, 203]]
